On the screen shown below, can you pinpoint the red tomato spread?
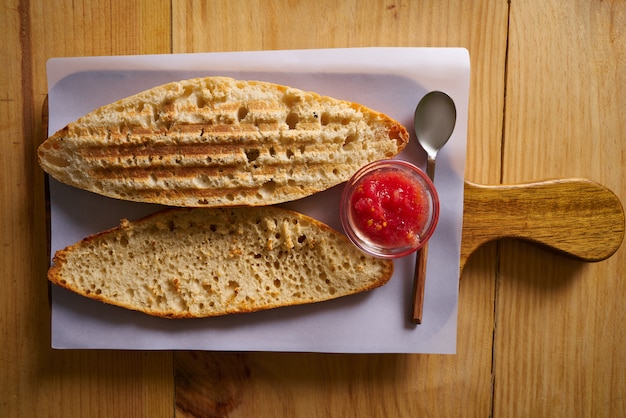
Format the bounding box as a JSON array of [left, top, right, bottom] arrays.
[[350, 170, 429, 247]]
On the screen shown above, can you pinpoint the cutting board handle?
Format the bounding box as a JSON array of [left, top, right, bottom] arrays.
[[460, 179, 625, 270]]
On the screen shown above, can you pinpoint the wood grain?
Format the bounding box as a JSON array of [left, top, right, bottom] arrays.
[[460, 179, 625, 268], [1, 1, 174, 417], [497, 0, 626, 416], [7, 0, 625, 417], [172, 1, 509, 417]]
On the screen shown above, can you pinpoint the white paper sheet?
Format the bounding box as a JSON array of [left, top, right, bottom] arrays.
[[47, 47, 470, 353]]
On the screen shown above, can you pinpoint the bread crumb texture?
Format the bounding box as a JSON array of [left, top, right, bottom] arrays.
[[49, 207, 393, 318], [38, 76, 408, 207]]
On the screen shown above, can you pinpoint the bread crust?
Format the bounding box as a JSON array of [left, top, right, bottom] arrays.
[[48, 206, 394, 318], [38, 76, 409, 207]]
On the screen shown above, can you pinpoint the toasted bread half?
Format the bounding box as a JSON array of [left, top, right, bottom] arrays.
[[39, 76, 409, 206]]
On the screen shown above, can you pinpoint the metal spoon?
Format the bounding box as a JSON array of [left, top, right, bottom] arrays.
[[412, 91, 457, 324]]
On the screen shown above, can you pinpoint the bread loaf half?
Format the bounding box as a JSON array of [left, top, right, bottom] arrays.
[[48, 206, 394, 318], [39, 76, 409, 207]]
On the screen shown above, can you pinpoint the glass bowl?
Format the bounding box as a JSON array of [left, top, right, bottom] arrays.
[[340, 159, 439, 258]]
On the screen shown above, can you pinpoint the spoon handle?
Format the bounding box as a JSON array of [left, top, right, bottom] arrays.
[[412, 242, 429, 323], [412, 155, 437, 324], [425, 154, 437, 180]]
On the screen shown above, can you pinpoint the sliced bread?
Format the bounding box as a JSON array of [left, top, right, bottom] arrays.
[[48, 206, 394, 318]]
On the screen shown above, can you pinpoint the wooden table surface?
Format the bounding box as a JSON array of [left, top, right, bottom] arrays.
[[3, 1, 625, 416]]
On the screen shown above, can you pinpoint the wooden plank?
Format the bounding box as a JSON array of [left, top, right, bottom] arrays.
[[172, 0, 507, 186], [496, 0, 626, 416], [172, 1, 509, 416], [1, 1, 174, 417]]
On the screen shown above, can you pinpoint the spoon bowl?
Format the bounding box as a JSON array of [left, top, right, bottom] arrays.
[[414, 91, 457, 178]]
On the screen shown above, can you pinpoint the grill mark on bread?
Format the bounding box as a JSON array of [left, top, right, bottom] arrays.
[[80, 142, 252, 160], [89, 159, 343, 178], [88, 163, 343, 185], [78, 138, 337, 159], [80, 142, 368, 168]]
